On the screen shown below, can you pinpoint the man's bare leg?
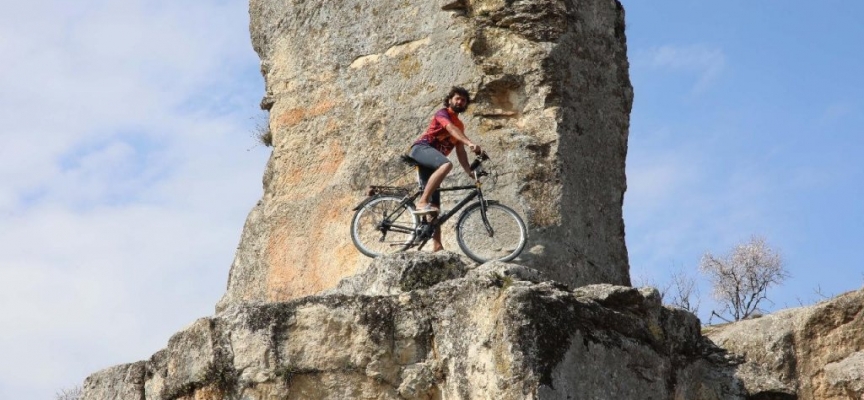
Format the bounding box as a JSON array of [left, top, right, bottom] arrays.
[[432, 226, 443, 251], [417, 162, 452, 208]]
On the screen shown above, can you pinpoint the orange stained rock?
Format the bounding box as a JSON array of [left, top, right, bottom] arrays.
[[272, 98, 337, 130], [275, 108, 306, 129], [271, 140, 346, 199], [265, 194, 361, 302]]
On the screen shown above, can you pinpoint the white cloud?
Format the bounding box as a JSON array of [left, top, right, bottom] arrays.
[[0, 1, 268, 398], [0, 0, 259, 209], [634, 44, 726, 93]]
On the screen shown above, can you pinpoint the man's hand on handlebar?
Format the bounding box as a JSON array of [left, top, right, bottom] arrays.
[[468, 143, 482, 155]]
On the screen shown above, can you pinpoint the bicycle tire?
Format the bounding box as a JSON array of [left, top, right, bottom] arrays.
[[456, 202, 527, 263], [351, 195, 418, 258]]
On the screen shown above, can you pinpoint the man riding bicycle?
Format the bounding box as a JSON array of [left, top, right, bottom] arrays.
[[408, 86, 482, 252]]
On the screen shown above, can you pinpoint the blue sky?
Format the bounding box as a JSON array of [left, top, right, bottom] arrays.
[[0, 1, 861, 399], [623, 1, 864, 317]]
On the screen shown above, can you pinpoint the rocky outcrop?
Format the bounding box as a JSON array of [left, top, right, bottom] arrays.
[[73, 1, 864, 398], [82, 253, 742, 400], [706, 287, 864, 400], [217, 0, 634, 309]]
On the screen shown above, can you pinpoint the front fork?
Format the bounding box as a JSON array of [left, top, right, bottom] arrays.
[[477, 189, 495, 237]]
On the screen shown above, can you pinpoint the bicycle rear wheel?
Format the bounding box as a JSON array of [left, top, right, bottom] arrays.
[[456, 202, 527, 263], [351, 195, 418, 258]]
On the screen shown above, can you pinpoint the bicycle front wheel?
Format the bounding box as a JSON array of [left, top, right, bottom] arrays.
[[456, 202, 527, 263], [351, 195, 418, 258]]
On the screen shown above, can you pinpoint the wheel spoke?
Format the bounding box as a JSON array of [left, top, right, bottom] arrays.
[[351, 196, 418, 258], [457, 203, 526, 263]]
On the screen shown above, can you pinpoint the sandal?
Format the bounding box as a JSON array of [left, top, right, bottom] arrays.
[[411, 204, 440, 215]]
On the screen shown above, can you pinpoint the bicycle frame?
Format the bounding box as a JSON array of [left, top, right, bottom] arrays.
[[410, 179, 497, 251], [354, 154, 496, 251]]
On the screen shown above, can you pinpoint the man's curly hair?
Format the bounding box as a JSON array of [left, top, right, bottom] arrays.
[[443, 86, 471, 107]]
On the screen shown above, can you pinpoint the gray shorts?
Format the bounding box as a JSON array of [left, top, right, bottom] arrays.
[[409, 144, 451, 206]]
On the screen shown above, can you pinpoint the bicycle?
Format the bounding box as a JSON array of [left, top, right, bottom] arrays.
[[350, 153, 527, 263]]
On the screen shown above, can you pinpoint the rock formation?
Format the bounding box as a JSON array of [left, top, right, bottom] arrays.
[[217, 0, 634, 309], [81, 251, 864, 400], [82, 253, 745, 400], [706, 287, 864, 400]]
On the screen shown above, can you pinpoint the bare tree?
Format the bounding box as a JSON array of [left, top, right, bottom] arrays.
[[632, 272, 661, 293], [55, 386, 82, 400], [666, 269, 701, 314], [700, 236, 789, 322], [632, 265, 701, 314]]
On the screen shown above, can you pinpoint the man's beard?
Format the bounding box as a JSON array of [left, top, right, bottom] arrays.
[[451, 104, 467, 114]]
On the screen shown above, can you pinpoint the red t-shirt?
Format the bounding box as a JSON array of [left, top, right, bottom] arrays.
[[413, 108, 463, 156]]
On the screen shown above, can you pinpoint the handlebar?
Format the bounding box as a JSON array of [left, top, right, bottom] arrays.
[[469, 151, 491, 171], [469, 152, 492, 180]]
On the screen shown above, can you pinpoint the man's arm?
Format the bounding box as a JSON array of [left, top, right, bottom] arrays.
[[455, 144, 472, 177], [444, 123, 481, 154]]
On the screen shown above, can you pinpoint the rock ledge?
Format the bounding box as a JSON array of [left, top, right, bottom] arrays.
[[83, 253, 743, 400]]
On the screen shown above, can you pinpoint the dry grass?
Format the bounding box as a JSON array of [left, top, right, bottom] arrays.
[[56, 386, 82, 400], [254, 112, 273, 147]]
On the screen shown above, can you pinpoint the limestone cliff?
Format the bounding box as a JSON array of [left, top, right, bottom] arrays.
[[82, 253, 745, 400], [217, 0, 634, 309]]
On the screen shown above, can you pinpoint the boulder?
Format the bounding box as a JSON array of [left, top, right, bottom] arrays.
[[706, 287, 864, 400]]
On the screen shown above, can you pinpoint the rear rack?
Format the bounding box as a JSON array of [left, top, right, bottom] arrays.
[[367, 185, 412, 197]]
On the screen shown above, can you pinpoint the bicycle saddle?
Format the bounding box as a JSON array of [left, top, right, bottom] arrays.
[[400, 154, 419, 167]]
